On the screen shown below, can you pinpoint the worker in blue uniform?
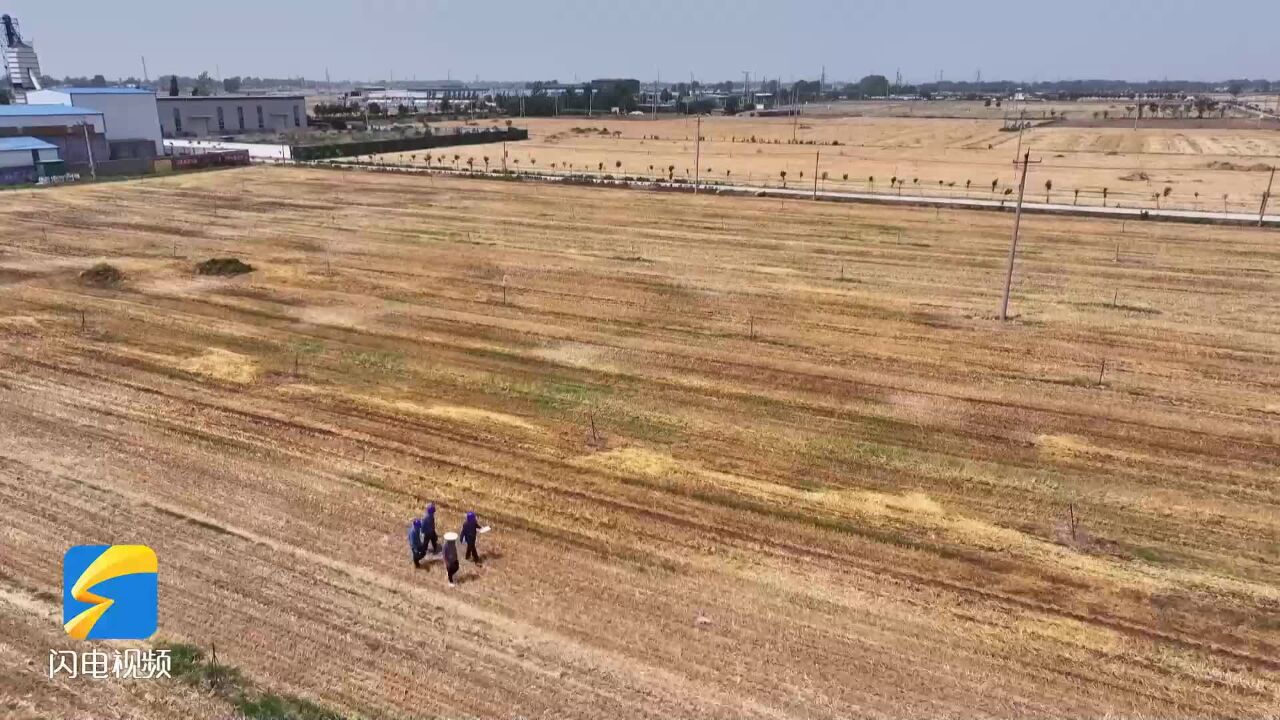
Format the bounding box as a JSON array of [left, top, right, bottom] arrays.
[[408, 518, 426, 568], [460, 511, 483, 563]]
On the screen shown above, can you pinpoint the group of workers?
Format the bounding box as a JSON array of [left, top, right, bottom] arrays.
[[408, 503, 484, 586]]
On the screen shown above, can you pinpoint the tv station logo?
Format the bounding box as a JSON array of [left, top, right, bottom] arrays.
[[63, 544, 158, 641], [50, 545, 168, 681]]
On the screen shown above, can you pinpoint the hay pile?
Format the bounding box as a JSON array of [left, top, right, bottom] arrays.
[[195, 258, 254, 276], [79, 263, 124, 287]]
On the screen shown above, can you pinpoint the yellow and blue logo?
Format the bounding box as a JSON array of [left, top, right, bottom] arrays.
[[63, 545, 158, 640]]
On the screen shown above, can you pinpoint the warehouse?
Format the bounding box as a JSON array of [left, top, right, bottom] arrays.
[[0, 104, 108, 171], [0, 136, 62, 185], [27, 87, 162, 156], [157, 95, 306, 137]]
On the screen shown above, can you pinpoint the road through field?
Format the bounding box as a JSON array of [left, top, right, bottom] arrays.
[[1, 167, 1277, 718]]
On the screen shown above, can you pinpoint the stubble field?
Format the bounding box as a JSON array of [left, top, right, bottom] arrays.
[[1, 166, 1278, 719], [394, 113, 1280, 213]]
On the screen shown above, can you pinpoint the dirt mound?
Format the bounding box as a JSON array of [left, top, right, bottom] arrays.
[[1205, 160, 1273, 172], [195, 258, 254, 276], [1118, 171, 1150, 182], [79, 263, 124, 287]]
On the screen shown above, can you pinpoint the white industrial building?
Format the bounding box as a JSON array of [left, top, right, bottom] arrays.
[[28, 87, 163, 155], [157, 95, 306, 137]]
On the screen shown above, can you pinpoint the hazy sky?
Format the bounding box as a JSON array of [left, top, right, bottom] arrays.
[[6, 0, 1277, 84]]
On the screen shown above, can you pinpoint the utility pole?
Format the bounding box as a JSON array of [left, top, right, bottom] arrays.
[[812, 150, 819, 199], [693, 115, 702, 194], [1013, 108, 1026, 162], [1260, 165, 1276, 227], [999, 151, 1040, 321], [652, 71, 659, 120], [792, 84, 800, 142], [140, 56, 149, 84], [82, 123, 97, 180]]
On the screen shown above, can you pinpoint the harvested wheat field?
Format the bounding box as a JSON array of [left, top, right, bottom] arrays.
[[396, 114, 1280, 213], [1, 166, 1278, 719]]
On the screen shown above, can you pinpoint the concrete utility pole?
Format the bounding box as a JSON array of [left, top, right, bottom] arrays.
[[1260, 165, 1276, 227], [812, 150, 819, 199], [999, 151, 1040, 321], [792, 85, 800, 142], [693, 115, 702, 194], [1013, 108, 1026, 162], [82, 123, 97, 181], [652, 72, 659, 120]]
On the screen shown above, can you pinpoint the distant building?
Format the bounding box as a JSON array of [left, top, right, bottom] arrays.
[[28, 87, 163, 156], [590, 78, 641, 96], [0, 104, 108, 170], [1, 14, 41, 104], [0, 136, 61, 185], [157, 95, 307, 137], [409, 86, 480, 101]]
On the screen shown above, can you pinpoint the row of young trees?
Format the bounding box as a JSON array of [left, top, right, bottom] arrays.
[[348, 151, 1250, 211]]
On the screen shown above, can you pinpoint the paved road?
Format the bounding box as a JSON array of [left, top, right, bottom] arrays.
[[310, 160, 1280, 228], [703, 181, 1280, 227]]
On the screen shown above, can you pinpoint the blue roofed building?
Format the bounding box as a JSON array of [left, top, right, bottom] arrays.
[[0, 136, 63, 185], [0, 103, 108, 173]]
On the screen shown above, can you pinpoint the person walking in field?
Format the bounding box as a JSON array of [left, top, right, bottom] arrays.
[[460, 511, 482, 563], [442, 532, 460, 586], [408, 518, 426, 568], [420, 503, 440, 554]]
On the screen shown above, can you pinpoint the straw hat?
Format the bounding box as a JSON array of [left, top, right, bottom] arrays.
[[443, 532, 459, 542]]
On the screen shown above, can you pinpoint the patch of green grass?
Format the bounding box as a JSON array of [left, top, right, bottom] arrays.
[[528, 379, 605, 411], [238, 693, 344, 720], [292, 338, 326, 356], [339, 349, 404, 374], [1131, 546, 1166, 564], [160, 642, 346, 720], [163, 642, 246, 693], [1076, 301, 1162, 315], [464, 346, 527, 363], [612, 410, 682, 443], [803, 435, 916, 469]]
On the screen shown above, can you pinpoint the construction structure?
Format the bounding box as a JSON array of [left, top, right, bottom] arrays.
[[28, 87, 163, 156], [1, 14, 41, 104]]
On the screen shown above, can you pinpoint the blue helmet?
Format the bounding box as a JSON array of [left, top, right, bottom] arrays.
[[466, 511, 476, 522], [427, 503, 436, 515], [412, 518, 422, 528]]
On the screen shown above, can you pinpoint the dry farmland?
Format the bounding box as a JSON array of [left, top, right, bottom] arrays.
[[1, 166, 1278, 719], [388, 113, 1280, 213]]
